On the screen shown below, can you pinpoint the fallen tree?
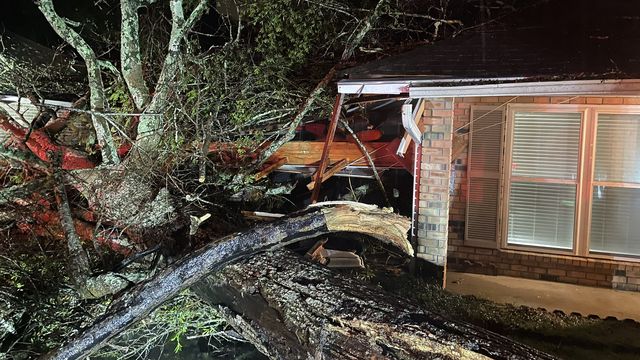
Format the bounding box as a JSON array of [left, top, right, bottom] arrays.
[[45, 202, 554, 360], [196, 251, 556, 360], [43, 202, 413, 359]]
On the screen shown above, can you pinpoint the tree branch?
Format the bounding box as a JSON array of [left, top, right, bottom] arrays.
[[340, 119, 390, 207], [120, 0, 151, 110], [135, 0, 209, 153], [42, 202, 411, 360], [341, 0, 387, 61], [0, 114, 95, 170], [258, 66, 337, 164], [259, 0, 388, 164], [36, 0, 120, 165], [52, 152, 91, 290]]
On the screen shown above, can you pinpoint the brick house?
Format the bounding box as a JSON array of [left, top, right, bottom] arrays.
[[337, 0, 640, 291]]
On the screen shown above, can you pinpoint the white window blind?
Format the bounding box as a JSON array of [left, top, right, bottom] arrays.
[[511, 112, 581, 180], [508, 182, 576, 249], [594, 114, 640, 183], [507, 111, 581, 250], [465, 107, 504, 244], [590, 187, 640, 256], [590, 113, 640, 256]]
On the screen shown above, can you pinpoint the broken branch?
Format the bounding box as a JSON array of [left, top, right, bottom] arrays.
[[340, 119, 390, 206], [43, 202, 411, 359]]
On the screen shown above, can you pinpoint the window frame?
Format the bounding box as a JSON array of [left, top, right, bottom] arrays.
[[500, 103, 640, 261]]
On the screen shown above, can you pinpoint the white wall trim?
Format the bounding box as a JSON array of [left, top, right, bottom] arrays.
[[338, 78, 640, 97]]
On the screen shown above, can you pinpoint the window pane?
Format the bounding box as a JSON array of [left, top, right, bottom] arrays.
[[590, 187, 640, 256], [512, 112, 581, 179], [508, 182, 575, 249], [595, 113, 640, 183]]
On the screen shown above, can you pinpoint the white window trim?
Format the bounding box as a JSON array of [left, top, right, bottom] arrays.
[[500, 103, 640, 262]]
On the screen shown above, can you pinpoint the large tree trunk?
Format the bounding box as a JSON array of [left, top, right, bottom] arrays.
[[195, 251, 556, 360], [42, 202, 412, 360]]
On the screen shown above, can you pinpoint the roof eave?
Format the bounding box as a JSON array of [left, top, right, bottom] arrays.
[[338, 78, 640, 97]]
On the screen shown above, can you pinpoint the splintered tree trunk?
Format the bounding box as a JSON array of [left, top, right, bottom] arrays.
[[42, 203, 412, 360], [196, 251, 556, 360]]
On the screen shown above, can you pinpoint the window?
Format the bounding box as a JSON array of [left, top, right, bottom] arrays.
[[589, 113, 640, 256], [507, 112, 581, 249], [501, 105, 640, 258]]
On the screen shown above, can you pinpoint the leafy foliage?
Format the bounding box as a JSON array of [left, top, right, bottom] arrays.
[[241, 0, 343, 69], [0, 237, 108, 358], [96, 290, 226, 359]]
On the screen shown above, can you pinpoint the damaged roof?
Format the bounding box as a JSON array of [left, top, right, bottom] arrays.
[[345, 0, 640, 82]]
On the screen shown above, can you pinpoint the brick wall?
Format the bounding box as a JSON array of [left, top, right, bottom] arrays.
[[415, 98, 454, 266], [446, 95, 640, 291]]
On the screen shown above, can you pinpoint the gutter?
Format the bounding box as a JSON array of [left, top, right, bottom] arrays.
[[0, 95, 72, 108], [338, 78, 640, 97], [337, 77, 526, 95]]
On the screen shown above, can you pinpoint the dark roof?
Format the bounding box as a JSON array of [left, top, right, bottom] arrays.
[[0, 31, 86, 97], [345, 0, 640, 82]]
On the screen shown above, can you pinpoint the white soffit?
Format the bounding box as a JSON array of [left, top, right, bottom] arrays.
[[338, 79, 640, 97]]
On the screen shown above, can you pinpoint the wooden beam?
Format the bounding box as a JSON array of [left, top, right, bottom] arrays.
[[254, 157, 287, 180], [307, 159, 348, 190], [272, 140, 407, 169], [311, 94, 345, 203]]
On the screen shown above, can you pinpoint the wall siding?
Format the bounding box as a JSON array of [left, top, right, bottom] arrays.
[[446, 96, 640, 292]]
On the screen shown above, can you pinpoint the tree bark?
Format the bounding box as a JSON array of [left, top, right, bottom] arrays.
[[196, 250, 556, 360], [41, 202, 411, 360]]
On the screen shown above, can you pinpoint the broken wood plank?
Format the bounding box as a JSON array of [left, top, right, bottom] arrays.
[[311, 94, 345, 203], [306, 158, 348, 190], [272, 140, 406, 168], [241, 211, 285, 221], [255, 157, 287, 180]]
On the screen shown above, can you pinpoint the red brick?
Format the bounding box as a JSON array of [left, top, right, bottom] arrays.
[[628, 277, 640, 285], [430, 140, 452, 148], [422, 117, 444, 125], [501, 270, 520, 277], [603, 97, 624, 104], [476, 248, 493, 255], [558, 276, 579, 284], [422, 147, 443, 155], [548, 269, 566, 277], [585, 273, 606, 281], [567, 271, 586, 278], [550, 96, 573, 104], [511, 264, 528, 272], [529, 267, 547, 274], [432, 109, 453, 117], [578, 278, 599, 287]]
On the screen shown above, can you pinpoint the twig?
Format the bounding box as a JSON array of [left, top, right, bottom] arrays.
[[51, 150, 91, 288], [258, 66, 337, 164], [339, 119, 390, 207]]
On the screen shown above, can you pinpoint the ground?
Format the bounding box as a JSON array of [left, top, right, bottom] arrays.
[[151, 243, 640, 359], [358, 248, 640, 360]]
